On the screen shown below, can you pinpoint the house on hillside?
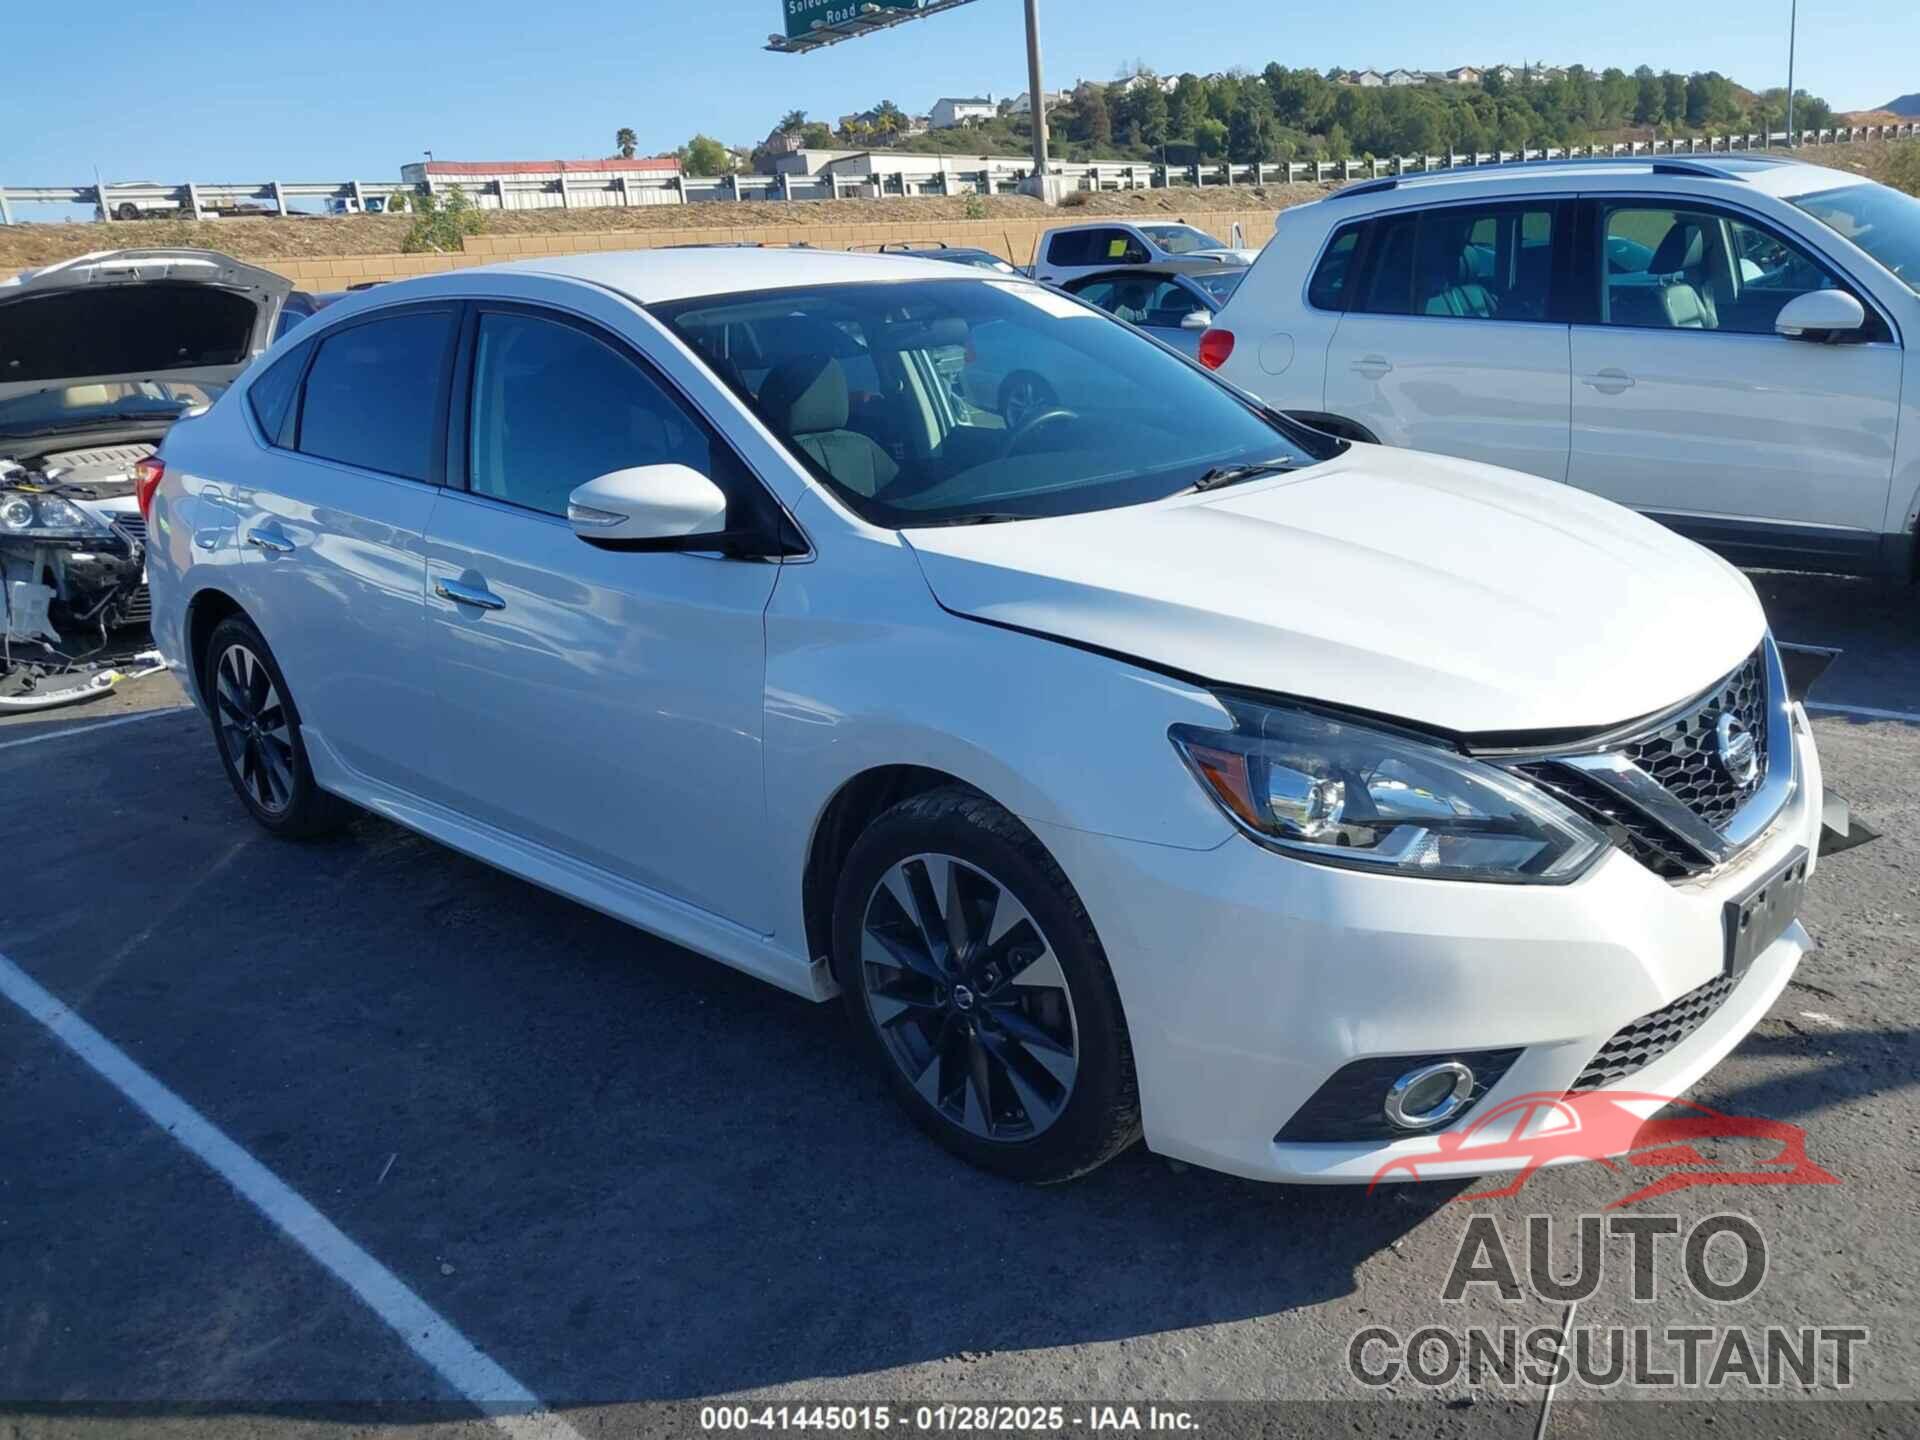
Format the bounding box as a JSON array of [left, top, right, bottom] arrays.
[[761, 127, 806, 156], [1346, 69, 1385, 87], [1447, 65, 1482, 85], [1009, 89, 1068, 114], [930, 96, 995, 128], [1384, 68, 1423, 87]]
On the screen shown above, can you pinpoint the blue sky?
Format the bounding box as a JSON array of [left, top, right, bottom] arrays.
[[5, 0, 1911, 186]]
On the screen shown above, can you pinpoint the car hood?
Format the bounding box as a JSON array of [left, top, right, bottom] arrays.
[[903, 448, 1765, 737], [0, 248, 290, 404]]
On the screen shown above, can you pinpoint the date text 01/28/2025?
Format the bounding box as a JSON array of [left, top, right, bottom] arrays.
[[698, 1405, 1200, 1432]]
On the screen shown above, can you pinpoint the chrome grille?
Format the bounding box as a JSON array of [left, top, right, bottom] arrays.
[[1507, 640, 1787, 883], [1571, 971, 1737, 1090], [113, 514, 148, 545], [1620, 651, 1768, 828]]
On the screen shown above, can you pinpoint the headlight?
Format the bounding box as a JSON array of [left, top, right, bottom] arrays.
[[1170, 697, 1606, 884], [0, 491, 113, 539]]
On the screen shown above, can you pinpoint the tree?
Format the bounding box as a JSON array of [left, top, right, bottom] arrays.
[[1169, 74, 1207, 139], [1633, 66, 1662, 125], [1599, 68, 1636, 127], [680, 134, 731, 176], [400, 183, 485, 254], [1135, 80, 1170, 149], [1323, 122, 1351, 163], [1073, 87, 1112, 147], [1193, 115, 1228, 159], [798, 122, 833, 148], [1228, 94, 1270, 163], [615, 127, 637, 159], [1661, 71, 1688, 124], [778, 109, 809, 134]]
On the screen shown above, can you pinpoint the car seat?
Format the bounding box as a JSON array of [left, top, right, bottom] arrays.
[[759, 355, 899, 498], [1647, 221, 1718, 330]]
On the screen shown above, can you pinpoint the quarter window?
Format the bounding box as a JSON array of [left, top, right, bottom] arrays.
[[1307, 225, 1363, 310], [295, 309, 454, 482], [466, 311, 737, 519], [247, 342, 308, 446]]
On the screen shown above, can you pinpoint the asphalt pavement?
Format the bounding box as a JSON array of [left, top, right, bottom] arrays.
[[1, 572, 1916, 1438]]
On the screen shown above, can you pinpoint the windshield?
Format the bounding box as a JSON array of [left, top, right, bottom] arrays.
[[655, 278, 1328, 527], [1139, 224, 1229, 254], [1790, 183, 1920, 296], [0, 379, 227, 438], [1190, 271, 1244, 305]]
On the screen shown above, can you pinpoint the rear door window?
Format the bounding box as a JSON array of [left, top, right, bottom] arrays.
[[1352, 205, 1555, 321], [295, 309, 455, 482]]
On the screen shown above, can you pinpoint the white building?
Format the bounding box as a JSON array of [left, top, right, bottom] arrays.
[[930, 96, 996, 129], [397, 156, 682, 210], [1347, 69, 1385, 87], [1009, 89, 1068, 114]]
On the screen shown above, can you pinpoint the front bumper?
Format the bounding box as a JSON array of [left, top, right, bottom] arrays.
[[1036, 703, 1826, 1184]]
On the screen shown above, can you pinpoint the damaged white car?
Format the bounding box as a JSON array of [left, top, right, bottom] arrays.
[[1, 249, 289, 657]]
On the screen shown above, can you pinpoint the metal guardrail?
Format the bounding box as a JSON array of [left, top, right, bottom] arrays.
[[4, 123, 1915, 224]]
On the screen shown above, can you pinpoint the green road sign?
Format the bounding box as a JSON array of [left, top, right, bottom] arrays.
[[783, 0, 919, 41]]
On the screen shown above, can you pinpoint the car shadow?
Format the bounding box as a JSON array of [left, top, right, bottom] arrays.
[[5, 731, 1464, 1405]]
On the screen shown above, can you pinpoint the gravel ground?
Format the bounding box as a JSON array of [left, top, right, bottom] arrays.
[[0, 571, 1915, 1439]]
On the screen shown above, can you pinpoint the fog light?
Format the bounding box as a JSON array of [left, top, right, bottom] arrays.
[[1384, 1061, 1475, 1129]]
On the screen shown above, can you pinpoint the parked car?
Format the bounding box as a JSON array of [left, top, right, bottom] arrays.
[[1030, 220, 1260, 285], [0, 249, 290, 644], [1201, 156, 1920, 579], [325, 196, 389, 216], [1060, 264, 1244, 356], [147, 250, 1827, 1186], [272, 289, 350, 342], [854, 241, 1018, 274]]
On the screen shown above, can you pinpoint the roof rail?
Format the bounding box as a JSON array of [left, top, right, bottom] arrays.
[[1331, 152, 1761, 197]]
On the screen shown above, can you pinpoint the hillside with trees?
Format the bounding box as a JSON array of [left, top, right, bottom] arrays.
[[822, 62, 1836, 167]]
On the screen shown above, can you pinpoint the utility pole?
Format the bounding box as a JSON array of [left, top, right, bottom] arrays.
[[1784, 0, 1798, 145], [1023, 0, 1049, 180]]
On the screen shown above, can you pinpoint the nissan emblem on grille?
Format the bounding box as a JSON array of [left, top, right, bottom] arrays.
[[1715, 712, 1759, 787]]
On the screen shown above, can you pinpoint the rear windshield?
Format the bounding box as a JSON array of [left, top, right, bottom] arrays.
[[1789, 182, 1920, 297], [655, 278, 1326, 528], [0, 283, 258, 384]]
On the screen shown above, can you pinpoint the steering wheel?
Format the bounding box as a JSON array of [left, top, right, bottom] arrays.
[[1005, 407, 1080, 455]]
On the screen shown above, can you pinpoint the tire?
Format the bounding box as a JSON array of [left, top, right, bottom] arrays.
[[114, 202, 140, 221], [202, 615, 352, 839], [833, 786, 1141, 1183]]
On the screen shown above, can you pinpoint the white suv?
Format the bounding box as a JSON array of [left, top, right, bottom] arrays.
[[147, 250, 1828, 1186], [1202, 157, 1920, 579]]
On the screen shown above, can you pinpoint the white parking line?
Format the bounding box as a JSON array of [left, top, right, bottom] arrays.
[[0, 706, 194, 752], [0, 949, 586, 1440], [1806, 701, 1920, 725]]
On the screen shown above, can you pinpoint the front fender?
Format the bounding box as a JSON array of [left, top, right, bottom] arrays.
[[761, 527, 1235, 952]]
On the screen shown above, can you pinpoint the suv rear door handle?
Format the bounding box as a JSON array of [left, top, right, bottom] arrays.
[[1582, 368, 1635, 395], [435, 578, 507, 611], [1351, 355, 1393, 378]]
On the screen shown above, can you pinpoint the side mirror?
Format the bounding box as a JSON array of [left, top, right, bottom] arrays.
[[1179, 309, 1214, 330], [1775, 289, 1867, 342], [567, 464, 729, 549]]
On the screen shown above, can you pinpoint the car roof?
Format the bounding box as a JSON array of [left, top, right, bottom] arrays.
[[478, 246, 987, 303], [1323, 154, 1863, 205]]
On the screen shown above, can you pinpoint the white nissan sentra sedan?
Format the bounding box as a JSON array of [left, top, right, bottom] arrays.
[[144, 249, 1827, 1186]]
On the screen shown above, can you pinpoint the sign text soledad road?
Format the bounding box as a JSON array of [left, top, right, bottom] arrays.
[[784, 0, 920, 40]]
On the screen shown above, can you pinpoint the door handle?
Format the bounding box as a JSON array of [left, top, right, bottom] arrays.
[[1351, 355, 1393, 378], [245, 527, 294, 555], [435, 579, 506, 611], [1582, 368, 1635, 395]]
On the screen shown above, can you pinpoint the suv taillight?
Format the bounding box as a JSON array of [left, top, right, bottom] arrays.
[[1196, 328, 1235, 370], [133, 457, 166, 521]]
